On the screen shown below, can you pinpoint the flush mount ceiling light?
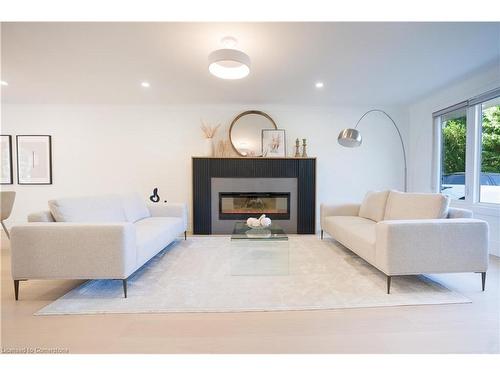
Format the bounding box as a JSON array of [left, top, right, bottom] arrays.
[[315, 82, 324, 88], [140, 81, 150, 88], [1, 80, 8, 86], [208, 37, 250, 80]]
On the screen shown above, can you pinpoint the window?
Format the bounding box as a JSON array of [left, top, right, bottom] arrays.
[[439, 108, 467, 200], [434, 88, 500, 205], [479, 97, 500, 204]]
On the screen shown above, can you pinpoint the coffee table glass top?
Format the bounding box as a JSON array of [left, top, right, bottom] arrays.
[[230, 221, 288, 241]]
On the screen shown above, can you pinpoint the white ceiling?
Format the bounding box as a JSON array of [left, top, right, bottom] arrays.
[[1, 22, 499, 106]]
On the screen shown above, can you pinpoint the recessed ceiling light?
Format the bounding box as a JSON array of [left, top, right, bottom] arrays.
[[208, 36, 250, 80], [1, 81, 8, 86], [315, 82, 324, 88], [140, 81, 150, 88]]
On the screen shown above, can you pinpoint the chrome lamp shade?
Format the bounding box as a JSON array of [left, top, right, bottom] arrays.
[[337, 128, 362, 147]]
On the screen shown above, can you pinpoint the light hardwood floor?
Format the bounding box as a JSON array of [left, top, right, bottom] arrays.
[[1, 235, 499, 354]]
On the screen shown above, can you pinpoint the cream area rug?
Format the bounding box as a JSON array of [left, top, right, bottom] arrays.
[[36, 236, 469, 315]]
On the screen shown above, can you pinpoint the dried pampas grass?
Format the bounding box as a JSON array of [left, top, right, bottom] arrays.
[[201, 120, 221, 139]]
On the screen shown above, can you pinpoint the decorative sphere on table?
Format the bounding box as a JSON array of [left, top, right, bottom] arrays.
[[260, 217, 272, 227], [246, 217, 260, 227], [246, 214, 272, 228]]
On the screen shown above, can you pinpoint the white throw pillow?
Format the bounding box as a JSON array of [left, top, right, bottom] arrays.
[[384, 190, 450, 220], [121, 192, 151, 223], [49, 194, 127, 222], [358, 190, 390, 222]]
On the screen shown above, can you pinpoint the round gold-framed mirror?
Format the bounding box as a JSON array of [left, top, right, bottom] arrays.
[[229, 110, 277, 157]]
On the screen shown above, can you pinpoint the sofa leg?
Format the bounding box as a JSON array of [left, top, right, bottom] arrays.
[[320, 229, 323, 240], [184, 231, 187, 240], [387, 276, 392, 294], [481, 272, 486, 291], [14, 280, 19, 301], [122, 279, 128, 298]]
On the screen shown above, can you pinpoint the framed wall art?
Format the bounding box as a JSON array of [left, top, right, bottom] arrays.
[[16, 135, 53, 185], [262, 129, 286, 158], [1, 135, 13, 184]]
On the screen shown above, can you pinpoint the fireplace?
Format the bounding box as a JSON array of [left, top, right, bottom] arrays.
[[219, 192, 291, 220], [211, 177, 297, 234], [193, 157, 316, 234]]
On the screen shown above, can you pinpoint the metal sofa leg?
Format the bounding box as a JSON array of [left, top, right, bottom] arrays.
[[184, 231, 187, 240], [387, 276, 392, 294], [320, 229, 323, 240], [481, 272, 486, 291], [14, 280, 20, 300], [122, 279, 128, 298]]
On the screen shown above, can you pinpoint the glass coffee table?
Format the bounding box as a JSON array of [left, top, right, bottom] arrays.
[[230, 221, 289, 276]]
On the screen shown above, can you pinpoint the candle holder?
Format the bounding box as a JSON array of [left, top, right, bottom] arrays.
[[294, 138, 301, 157], [301, 138, 308, 157]]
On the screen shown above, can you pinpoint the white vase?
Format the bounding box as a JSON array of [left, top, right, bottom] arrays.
[[203, 138, 214, 157]]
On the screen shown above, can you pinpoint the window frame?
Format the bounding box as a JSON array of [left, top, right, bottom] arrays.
[[433, 87, 500, 207]]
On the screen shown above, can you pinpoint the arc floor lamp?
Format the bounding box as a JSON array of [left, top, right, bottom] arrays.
[[337, 109, 408, 192]]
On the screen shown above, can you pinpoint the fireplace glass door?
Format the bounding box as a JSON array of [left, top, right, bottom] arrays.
[[219, 192, 290, 220]]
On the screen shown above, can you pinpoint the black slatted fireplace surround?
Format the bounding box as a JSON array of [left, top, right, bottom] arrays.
[[192, 157, 316, 234]]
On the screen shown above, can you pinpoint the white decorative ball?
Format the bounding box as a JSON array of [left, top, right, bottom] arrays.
[[260, 217, 272, 227], [246, 217, 260, 227]]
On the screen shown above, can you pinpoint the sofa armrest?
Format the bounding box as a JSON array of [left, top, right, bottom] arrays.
[[148, 203, 188, 230], [375, 219, 489, 275], [320, 203, 360, 228], [10, 222, 137, 280]]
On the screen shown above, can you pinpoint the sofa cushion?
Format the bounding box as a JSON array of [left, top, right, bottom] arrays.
[[323, 216, 376, 263], [49, 194, 127, 222], [134, 217, 184, 266], [121, 193, 151, 223], [384, 191, 450, 220], [358, 190, 389, 222]]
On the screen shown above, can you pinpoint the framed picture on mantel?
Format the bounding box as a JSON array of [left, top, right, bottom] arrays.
[[16, 135, 53, 185], [262, 129, 286, 158]]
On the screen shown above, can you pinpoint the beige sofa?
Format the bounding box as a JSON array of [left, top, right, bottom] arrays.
[[321, 190, 489, 293], [11, 193, 188, 300]]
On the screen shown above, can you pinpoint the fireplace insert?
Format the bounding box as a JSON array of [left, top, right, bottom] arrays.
[[219, 192, 291, 220]]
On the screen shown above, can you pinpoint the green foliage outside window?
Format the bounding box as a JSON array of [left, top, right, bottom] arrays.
[[442, 105, 500, 175], [442, 116, 466, 175], [481, 105, 500, 173]]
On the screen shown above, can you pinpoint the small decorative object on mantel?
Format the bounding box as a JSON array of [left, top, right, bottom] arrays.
[[216, 139, 231, 157], [262, 129, 286, 158], [246, 214, 272, 228], [294, 138, 301, 158], [301, 138, 308, 157], [200, 120, 221, 157], [149, 188, 160, 203]]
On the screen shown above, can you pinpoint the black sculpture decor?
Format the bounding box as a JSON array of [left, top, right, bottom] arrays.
[[149, 188, 160, 203]]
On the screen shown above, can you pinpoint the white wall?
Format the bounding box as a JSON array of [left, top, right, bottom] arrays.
[[1, 104, 408, 231], [408, 64, 500, 256]]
